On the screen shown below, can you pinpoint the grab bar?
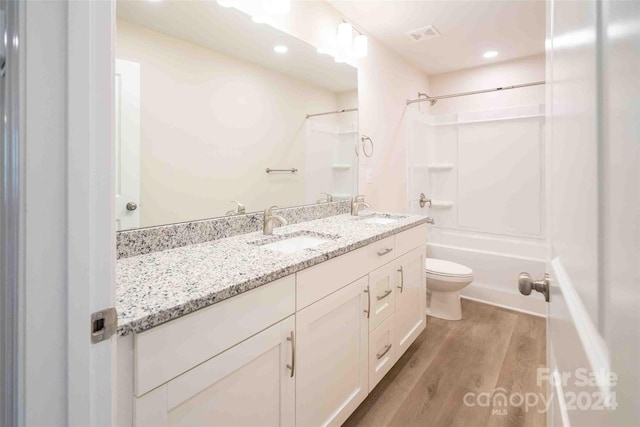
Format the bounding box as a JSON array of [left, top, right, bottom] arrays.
[[266, 168, 298, 174]]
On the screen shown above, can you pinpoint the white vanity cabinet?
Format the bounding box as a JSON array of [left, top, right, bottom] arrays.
[[134, 316, 295, 427], [118, 222, 428, 427], [295, 276, 369, 427]]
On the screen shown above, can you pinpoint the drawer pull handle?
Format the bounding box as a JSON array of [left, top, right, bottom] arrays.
[[377, 248, 393, 256], [377, 289, 392, 301], [376, 344, 392, 360], [364, 286, 370, 318], [286, 331, 295, 378], [397, 266, 404, 293]]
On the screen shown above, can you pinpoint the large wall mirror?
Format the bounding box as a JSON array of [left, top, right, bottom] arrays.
[[115, 1, 359, 231]]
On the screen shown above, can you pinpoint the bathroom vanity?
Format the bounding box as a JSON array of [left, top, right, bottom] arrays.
[[116, 213, 428, 426]]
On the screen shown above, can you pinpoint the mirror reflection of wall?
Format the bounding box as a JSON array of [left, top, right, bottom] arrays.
[[114, 1, 358, 231]]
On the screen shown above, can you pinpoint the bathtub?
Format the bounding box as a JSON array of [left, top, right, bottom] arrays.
[[426, 228, 547, 317]]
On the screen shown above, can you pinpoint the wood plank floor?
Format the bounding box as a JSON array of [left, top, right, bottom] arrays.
[[343, 299, 546, 427]]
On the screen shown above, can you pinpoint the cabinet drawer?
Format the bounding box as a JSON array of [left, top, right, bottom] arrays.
[[134, 275, 295, 397], [296, 235, 395, 309], [395, 224, 427, 256], [369, 314, 396, 392], [367, 235, 396, 269], [368, 262, 397, 331]]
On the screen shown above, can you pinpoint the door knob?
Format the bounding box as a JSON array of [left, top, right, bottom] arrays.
[[518, 272, 549, 302], [126, 202, 138, 211]]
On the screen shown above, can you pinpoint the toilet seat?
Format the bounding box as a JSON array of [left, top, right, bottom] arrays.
[[426, 258, 473, 278]]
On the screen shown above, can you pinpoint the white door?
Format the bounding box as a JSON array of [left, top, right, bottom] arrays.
[[134, 316, 296, 427], [536, 1, 640, 426], [296, 276, 369, 427], [115, 58, 141, 230], [394, 245, 426, 358]]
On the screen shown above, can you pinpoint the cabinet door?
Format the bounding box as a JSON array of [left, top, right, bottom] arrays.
[[134, 316, 295, 427], [368, 262, 397, 331], [296, 276, 369, 427], [394, 245, 426, 359]]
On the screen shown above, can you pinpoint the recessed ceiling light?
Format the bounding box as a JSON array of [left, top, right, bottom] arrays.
[[274, 45, 288, 54], [483, 50, 498, 58]]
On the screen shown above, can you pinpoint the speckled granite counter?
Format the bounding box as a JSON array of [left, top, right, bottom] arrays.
[[116, 211, 428, 336]]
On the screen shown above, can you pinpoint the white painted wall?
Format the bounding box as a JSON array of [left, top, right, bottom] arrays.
[[116, 19, 342, 228], [429, 54, 545, 114]]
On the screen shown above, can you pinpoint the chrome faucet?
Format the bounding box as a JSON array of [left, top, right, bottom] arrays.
[[226, 200, 246, 216], [351, 195, 371, 216], [263, 205, 287, 235]]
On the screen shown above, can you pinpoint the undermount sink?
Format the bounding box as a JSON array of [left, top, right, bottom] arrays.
[[363, 217, 398, 225], [355, 213, 407, 225], [261, 236, 330, 254]]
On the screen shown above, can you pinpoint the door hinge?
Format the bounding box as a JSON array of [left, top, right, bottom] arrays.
[[91, 307, 117, 344]]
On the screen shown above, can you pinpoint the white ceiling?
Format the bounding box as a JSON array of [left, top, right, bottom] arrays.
[[116, 1, 357, 92], [329, 0, 546, 75]]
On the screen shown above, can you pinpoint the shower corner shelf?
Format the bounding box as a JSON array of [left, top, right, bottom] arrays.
[[332, 164, 352, 170], [429, 201, 454, 209], [427, 163, 454, 171]]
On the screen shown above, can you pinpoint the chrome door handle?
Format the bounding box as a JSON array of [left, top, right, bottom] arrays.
[[376, 344, 392, 360], [126, 202, 138, 211], [518, 272, 550, 302], [377, 248, 393, 256], [364, 286, 370, 318], [377, 289, 392, 301], [286, 331, 295, 378], [397, 266, 404, 293]]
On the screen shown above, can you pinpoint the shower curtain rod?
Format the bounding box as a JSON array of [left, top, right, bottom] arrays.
[[405, 81, 546, 106], [306, 108, 358, 118]]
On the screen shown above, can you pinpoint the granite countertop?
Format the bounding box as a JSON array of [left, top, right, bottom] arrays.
[[116, 211, 428, 336]]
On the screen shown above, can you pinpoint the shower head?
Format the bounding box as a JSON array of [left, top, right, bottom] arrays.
[[417, 92, 437, 106]]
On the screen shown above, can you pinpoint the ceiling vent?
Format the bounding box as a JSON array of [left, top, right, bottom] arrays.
[[406, 25, 441, 42]]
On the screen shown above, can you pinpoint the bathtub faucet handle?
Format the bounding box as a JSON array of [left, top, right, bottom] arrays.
[[419, 193, 432, 208]]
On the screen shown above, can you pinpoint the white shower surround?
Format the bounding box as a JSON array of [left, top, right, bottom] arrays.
[[408, 104, 547, 316]]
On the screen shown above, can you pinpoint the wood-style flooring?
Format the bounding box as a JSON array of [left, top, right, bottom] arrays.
[[343, 299, 547, 427]]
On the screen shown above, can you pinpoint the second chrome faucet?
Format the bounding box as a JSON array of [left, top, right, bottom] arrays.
[[263, 206, 287, 235]]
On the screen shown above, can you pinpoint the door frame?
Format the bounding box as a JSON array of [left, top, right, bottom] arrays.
[[1, 1, 115, 425], [67, 1, 116, 425]]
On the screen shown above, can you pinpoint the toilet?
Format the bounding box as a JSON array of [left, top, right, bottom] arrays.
[[426, 258, 474, 321]]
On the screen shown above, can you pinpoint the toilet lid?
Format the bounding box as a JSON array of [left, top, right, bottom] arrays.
[[426, 258, 473, 277]]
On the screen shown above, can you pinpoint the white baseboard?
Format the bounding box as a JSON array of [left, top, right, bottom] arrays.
[[460, 291, 547, 318], [461, 281, 547, 317]]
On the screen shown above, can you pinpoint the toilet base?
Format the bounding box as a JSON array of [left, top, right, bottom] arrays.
[[427, 289, 462, 320]]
